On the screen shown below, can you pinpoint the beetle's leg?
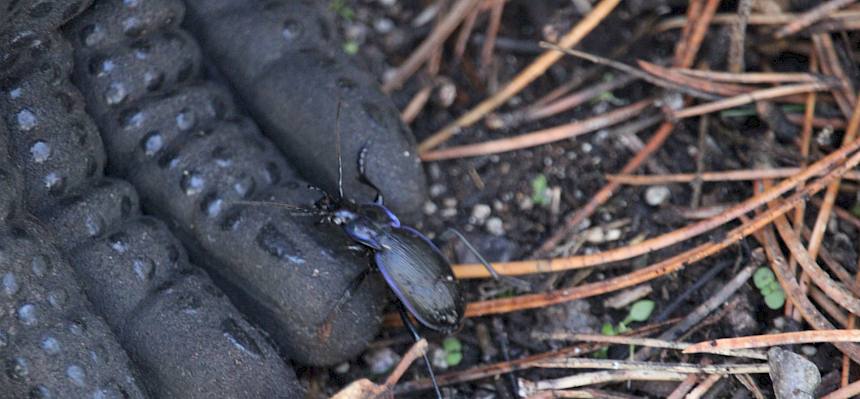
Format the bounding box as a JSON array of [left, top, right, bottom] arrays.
[[316, 266, 371, 338], [443, 228, 533, 292], [398, 308, 443, 399], [357, 144, 384, 205]]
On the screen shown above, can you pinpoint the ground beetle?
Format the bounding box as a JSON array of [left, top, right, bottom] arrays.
[[240, 106, 524, 398]]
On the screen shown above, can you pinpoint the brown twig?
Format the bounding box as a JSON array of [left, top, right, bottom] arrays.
[[667, 375, 700, 399], [673, 68, 829, 84], [538, 45, 723, 100], [670, 82, 831, 119], [521, 74, 638, 124], [787, 53, 819, 319], [684, 330, 860, 354], [400, 85, 434, 124], [607, 168, 860, 185], [382, 0, 483, 92], [479, 0, 504, 77], [822, 379, 860, 399], [331, 339, 428, 399], [534, 358, 769, 374], [728, 0, 752, 73], [813, 33, 857, 118], [637, 60, 748, 97], [519, 370, 688, 395], [774, 0, 858, 38], [533, 333, 766, 359], [656, 10, 860, 31], [418, 0, 622, 152], [420, 100, 652, 161], [686, 375, 722, 399], [453, 6, 480, 62]]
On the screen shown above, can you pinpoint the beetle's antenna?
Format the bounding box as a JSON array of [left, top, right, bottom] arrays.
[[444, 228, 533, 291], [230, 200, 324, 217], [398, 308, 443, 399], [335, 100, 344, 200]]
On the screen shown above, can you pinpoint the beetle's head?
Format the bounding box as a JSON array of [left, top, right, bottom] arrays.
[[330, 209, 358, 225]]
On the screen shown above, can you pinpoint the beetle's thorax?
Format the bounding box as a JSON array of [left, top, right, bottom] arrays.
[[332, 202, 401, 250]]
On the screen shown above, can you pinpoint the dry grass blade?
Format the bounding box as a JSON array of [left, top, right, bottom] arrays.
[[684, 330, 860, 353], [420, 100, 652, 161], [418, 0, 622, 153], [382, 0, 482, 92]]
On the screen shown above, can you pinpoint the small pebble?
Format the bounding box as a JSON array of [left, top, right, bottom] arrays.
[[440, 208, 457, 218], [429, 183, 446, 197], [773, 317, 786, 329], [434, 78, 456, 107], [816, 127, 833, 147], [442, 197, 457, 208], [333, 362, 350, 374], [471, 204, 491, 224], [373, 18, 394, 33], [486, 217, 504, 236], [430, 347, 449, 370], [644, 185, 670, 206], [423, 201, 438, 215], [363, 347, 400, 375], [800, 345, 817, 356], [518, 196, 533, 211]]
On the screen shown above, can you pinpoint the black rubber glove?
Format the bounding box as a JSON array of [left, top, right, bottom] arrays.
[[59, 0, 427, 368]]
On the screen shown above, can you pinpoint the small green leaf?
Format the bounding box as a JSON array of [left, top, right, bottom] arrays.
[[601, 322, 617, 336], [445, 351, 463, 367], [759, 284, 775, 296], [753, 267, 776, 289], [627, 299, 655, 323], [329, 0, 354, 20], [343, 40, 359, 55], [531, 174, 549, 206], [616, 322, 629, 334], [764, 290, 785, 309], [593, 347, 609, 358], [442, 337, 462, 353]]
